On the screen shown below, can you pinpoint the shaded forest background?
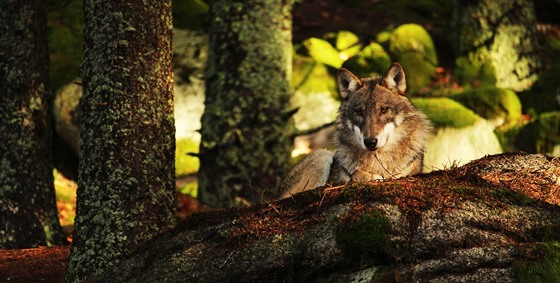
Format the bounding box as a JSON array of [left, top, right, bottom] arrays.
[[48, 0, 560, 228]]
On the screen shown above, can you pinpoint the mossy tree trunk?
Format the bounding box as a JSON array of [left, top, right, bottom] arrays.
[[0, 0, 66, 248], [199, 0, 295, 208], [451, 0, 541, 91], [65, 1, 176, 281]]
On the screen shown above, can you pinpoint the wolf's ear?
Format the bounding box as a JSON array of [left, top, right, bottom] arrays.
[[337, 68, 363, 99], [380, 62, 406, 95]]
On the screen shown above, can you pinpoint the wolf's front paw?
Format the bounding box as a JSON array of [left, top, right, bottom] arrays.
[[351, 169, 373, 182]]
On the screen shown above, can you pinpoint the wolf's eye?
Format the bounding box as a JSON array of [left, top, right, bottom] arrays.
[[380, 107, 389, 114]]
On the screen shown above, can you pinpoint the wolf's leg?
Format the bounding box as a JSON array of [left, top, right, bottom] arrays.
[[279, 149, 334, 199]]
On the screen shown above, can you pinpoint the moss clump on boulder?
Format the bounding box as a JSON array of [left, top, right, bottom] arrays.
[[342, 42, 392, 78], [388, 23, 438, 92], [515, 242, 560, 283], [454, 53, 497, 88], [336, 210, 390, 254], [411, 97, 478, 129], [451, 87, 521, 129]]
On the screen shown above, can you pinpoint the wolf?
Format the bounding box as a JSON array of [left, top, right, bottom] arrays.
[[280, 63, 431, 198]]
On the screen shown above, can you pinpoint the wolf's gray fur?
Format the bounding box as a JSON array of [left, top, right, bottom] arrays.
[[280, 63, 431, 198]]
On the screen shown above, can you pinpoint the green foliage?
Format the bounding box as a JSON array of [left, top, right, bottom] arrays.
[[176, 138, 200, 176], [336, 210, 390, 254], [411, 97, 479, 128], [516, 242, 560, 283], [454, 53, 497, 88], [451, 87, 521, 129], [388, 23, 438, 92], [172, 0, 209, 30], [178, 179, 198, 198], [342, 42, 392, 78]]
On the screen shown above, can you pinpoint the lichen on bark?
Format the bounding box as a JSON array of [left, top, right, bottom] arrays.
[[198, 0, 295, 208], [65, 1, 176, 282], [451, 0, 541, 91], [0, 0, 66, 249]]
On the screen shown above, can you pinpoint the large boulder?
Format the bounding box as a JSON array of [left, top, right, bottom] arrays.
[[450, 87, 522, 129], [89, 153, 560, 283], [412, 97, 502, 171], [388, 24, 438, 92]]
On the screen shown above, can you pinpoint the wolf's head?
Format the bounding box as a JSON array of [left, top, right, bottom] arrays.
[[336, 63, 417, 152]]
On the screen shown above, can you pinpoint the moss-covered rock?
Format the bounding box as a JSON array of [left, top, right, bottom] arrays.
[[423, 120, 503, 171], [411, 97, 502, 170], [52, 79, 82, 155], [515, 112, 560, 157], [291, 55, 339, 130], [336, 210, 390, 255], [515, 242, 560, 283], [325, 30, 362, 61], [342, 42, 392, 78], [301, 30, 362, 69], [388, 24, 438, 92], [454, 53, 497, 88], [411, 97, 478, 129], [451, 87, 522, 129]]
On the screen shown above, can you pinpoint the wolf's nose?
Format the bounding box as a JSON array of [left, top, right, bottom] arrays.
[[364, 138, 378, 151]]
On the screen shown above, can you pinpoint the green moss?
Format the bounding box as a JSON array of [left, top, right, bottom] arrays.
[[292, 54, 337, 95], [454, 53, 497, 88], [175, 138, 200, 176], [388, 23, 438, 92], [412, 97, 479, 128], [516, 242, 560, 283], [172, 0, 208, 30], [302, 37, 344, 68], [342, 42, 391, 78], [451, 87, 521, 129], [336, 210, 390, 254], [178, 179, 198, 198], [534, 112, 560, 155]]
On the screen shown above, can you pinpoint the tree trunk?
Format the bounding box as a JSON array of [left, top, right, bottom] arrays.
[[89, 153, 560, 282], [0, 0, 66, 248], [65, 1, 176, 281], [198, 0, 295, 208], [451, 0, 541, 91]]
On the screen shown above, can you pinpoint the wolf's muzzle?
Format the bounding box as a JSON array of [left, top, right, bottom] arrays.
[[364, 137, 378, 151]]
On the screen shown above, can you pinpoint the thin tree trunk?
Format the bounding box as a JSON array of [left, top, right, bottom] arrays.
[[65, 1, 175, 281], [198, 0, 295, 208], [0, 0, 66, 249]]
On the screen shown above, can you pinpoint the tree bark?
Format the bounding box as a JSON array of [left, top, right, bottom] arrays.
[[0, 0, 66, 248], [198, 0, 295, 208], [91, 153, 560, 282], [451, 0, 541, 91], [65, 1, 176, 281]]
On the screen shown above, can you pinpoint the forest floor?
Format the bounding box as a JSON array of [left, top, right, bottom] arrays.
[[2, 0, 559, 282]]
